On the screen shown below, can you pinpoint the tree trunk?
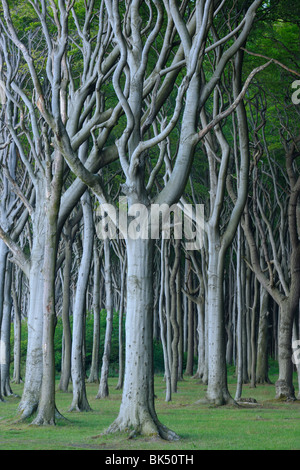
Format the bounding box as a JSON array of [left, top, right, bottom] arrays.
[[0, 241, 8, 401], [97, 238, 113, 399], [0, 259, 13, 397], [69, 191, 93, 412], [292, 313, 300, 399], [205, 228, 234, 405], [159, 238, 171, 402], [250, 278, 258, 388], [88, 242, 101, 384], [185, 257, 194, 376], [12, 268, 22, 384], [17, 196, 45, 420], [176, 268, 184, 381], [235, 226, 243, 401], [275, 300, 296, 400], [32, 150, 64, 425], [170, 239, 180, 393], [115, 253, 126, 390], [106, 236, 179, 440], [256, 285, 271, 384], [58, 224, 73, 392]]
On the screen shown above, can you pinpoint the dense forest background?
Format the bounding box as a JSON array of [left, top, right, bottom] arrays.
[[0, 0, 299, 440]]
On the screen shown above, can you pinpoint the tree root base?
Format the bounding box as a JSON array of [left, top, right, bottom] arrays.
[[104, 417, 180, 442]]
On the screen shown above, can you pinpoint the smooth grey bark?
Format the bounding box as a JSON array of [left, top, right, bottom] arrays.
[[17, 185, 45, 419], [97, 238, 113, 399], [115, 247, 126, 390], [87, 241, 102, 384], [235, 225, 243, 401], [164, 241, 172, 385], [185, 257, 194, 376], [205, 226, 234, 405], [159, 238, 171, 402], [69, 191, 93, 412], [189, 251, 206, 382], [226, 254, 234, 366], [0, 258, 13, 397], [58, 224, 73, 392], [11, 267, 22, 384], [176, 267, 184, 382], [250, 278, 258, 388], [256, 285, 271, 384], [0, 241, 8, 401], [170, 239, 180, 393]]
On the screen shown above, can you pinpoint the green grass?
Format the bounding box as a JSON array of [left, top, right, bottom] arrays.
[[0, 369, 300, 450]]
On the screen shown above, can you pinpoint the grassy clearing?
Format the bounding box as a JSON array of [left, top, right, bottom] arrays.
[[0, 369, 300, 450]]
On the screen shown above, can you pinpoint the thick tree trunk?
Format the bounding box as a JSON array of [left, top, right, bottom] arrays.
[[275, 300, 296, 400], [205, 228, 234, 405], [106, 237, 179, 440], [17, 202, 45, 419], [32, 150, 64, 426]]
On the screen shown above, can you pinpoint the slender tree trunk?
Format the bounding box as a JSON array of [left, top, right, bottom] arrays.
[[256, 285, 271, 385], [159, 239, 171, 402], [97, 238, 113, 398], [185, 257, 194, 376], [116, 253, 126, 390], [88, 242, 101, 384], [106, 236, 179, 440], [0, 241, 8, 401], [12, 268, 22, 384], [164, 241, 172, 380], [58, 224, 73, 392], [235, 225, 243, 401], [69, 191, 93, 412], [170, 239, 180, 393], [250, 278, 258, 388], [176, 268, 184, 381], [0, 260, 13, 397]]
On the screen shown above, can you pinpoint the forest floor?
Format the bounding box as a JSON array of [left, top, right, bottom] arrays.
[[0, 366, 299, 451]]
